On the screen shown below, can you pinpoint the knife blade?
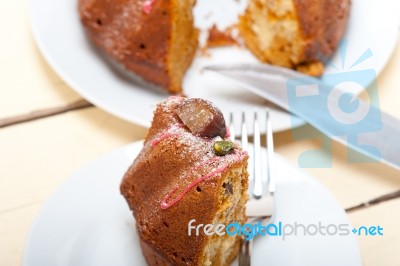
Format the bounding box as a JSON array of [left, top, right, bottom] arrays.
[[204, 64, 400, 170]]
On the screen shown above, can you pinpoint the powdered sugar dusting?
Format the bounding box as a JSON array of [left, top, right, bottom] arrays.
[[148, 97, 248, 210], [160, 150, 247, 209], [151, 124, 184, 147]]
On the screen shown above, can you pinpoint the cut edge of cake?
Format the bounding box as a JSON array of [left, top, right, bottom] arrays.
[[167, 0, 199, 94], [201, 163, 249, 266], [239, 0, 351, 76]]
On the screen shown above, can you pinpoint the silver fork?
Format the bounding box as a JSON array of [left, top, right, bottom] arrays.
[[229, 110, 276, 266]]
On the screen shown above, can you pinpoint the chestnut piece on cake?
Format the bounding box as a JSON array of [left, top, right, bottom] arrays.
[[176, 98, 227, 138]]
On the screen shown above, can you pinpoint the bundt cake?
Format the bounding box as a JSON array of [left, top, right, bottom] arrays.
[[239, 0, 351, 76], [78, 0, 198, 94], [120, 97, 249, 265], [79, 0, 351, 91]]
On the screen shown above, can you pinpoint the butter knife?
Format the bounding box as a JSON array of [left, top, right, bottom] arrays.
[[204, 64, 400, 170]]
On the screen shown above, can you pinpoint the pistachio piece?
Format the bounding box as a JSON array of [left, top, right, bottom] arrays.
[[213, 140, 235, 156]]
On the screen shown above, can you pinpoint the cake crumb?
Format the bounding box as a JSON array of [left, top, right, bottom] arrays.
[[206, 24, 238, 48]]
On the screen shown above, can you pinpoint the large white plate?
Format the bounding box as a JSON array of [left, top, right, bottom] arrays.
[[29, 0, 399, 132], [24, 141, 361, 265]]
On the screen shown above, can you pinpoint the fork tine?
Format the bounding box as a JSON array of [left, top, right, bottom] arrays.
[[239, 110, 275, 266], [266, 109, 275, 194], [229, 113, 235, 142], [253, 112, 263, 199], [241, 112, 248, 152]]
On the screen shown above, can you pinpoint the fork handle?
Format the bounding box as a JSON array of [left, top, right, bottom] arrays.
[[239, 238, 251, 266]]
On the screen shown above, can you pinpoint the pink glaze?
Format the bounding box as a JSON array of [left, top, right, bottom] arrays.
[[150, 119, 248, 209], [151, 124, 183, 147], [151, 133, 181, 147], [169, 95, 185, 100], [143, 0, 156, 14], [161, 162, 228, 209], [160, 151, 247, 209]]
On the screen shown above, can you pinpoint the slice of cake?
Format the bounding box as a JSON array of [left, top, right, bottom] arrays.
[[121, 97, 249, 265], [78, 0, 198, 93], [239, 0, 351, 76]]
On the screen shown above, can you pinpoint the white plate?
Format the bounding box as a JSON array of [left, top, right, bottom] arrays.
[[24, 141, 361, 265], [29, 0, 400, 132]]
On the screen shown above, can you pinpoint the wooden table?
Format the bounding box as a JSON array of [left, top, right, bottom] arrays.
[[1, 1, 399, 265]]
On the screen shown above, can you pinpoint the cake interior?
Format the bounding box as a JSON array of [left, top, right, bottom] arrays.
[[168, 0, 198, 93], [239, 0, 323, 75], [201, 163, 249, 266]]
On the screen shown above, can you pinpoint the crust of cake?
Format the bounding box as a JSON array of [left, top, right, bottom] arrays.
[[78, 0, 198, 93], [139, 238, 241, 266], [137, 164, 248, 266], [239, 0, 351, 76], [120, 97, 249, 265]]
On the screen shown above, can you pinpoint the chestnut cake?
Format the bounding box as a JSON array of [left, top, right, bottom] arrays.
[[78, 0, 198, 94], [120, 97, 249, 265], [239, 0, 351, 76], [79, 0, 351, 91]]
